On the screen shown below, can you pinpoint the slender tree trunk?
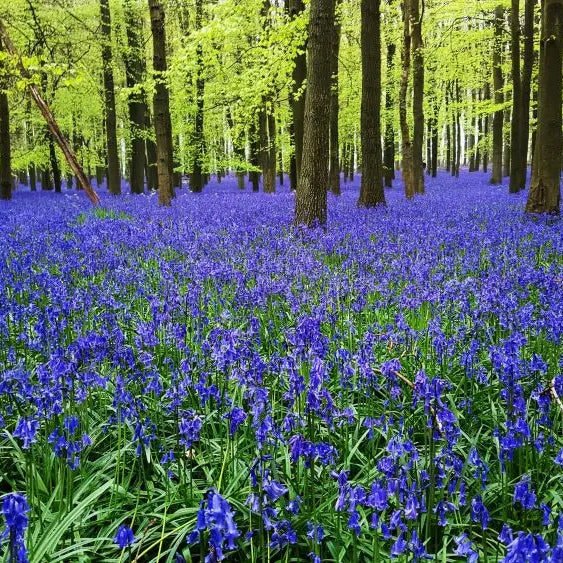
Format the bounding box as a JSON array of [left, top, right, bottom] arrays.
[[329, 0, 341, 195], [259, 106, 276, 193], [445, 86, 451, 172], [226, 108, 246, 189], [518, 0, 534, 189], [384, 43, 396, 187], [491, 6, 504, 184], [411, 0, 424, 194], [509, 0, 522, 192], [483, 83, 490, 173], [148, 0, 174, 205], [469, 90, 476, 172], [289, 0, 307, 188], [400, 1, 414, 198], [100, 0, 120, 194], [145, 109, 158, 190], [456, 80, 461, 177], [358, 0, 385, 207], [431, 98, 438, 177], [124, 0, 148, 194], [0, 39, 11, 200], [504, 91, 512, 177], [249, 119, 260, 192], [526, 0, 562, 213], [295, 0, 334, 226], [191, 0, 205, 193]]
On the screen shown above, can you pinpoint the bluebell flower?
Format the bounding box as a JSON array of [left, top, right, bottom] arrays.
[[1, 493, 29, 563], [114, 524, 134, 549]]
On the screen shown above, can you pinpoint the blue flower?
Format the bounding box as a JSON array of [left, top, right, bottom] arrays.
[[1, 493, 29, 563], [114, 524, 135, 549]]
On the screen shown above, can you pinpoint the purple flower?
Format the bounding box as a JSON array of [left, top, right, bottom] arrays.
[[114, 524, 135, 549]]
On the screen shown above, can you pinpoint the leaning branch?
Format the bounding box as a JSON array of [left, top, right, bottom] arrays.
[[0, 19, 100, 205]]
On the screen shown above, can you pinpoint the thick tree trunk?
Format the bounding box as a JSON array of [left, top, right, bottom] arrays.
[[518, 0, 534, 189], [100, 0, 120, 195], [191, 0, 205, 193], [509, 0, 523, 192], [295, 0, 334, 226], [148, 0, 174, 205], [358, 0, 385, 207], [526, 0, 562, 214], [289, 0, 306, 188], [124, 0, 148, 194], [491, 7, 504, 184], [329, 0, 341, 195], [411, 0, 424, 194], [384, 43, 396, 187], [400, 2, 414, 198]]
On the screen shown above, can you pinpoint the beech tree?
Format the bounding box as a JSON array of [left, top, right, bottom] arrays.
[[295, 0, 334, 227], [525, 0, 562, 214], [358, 0, 385, 208]]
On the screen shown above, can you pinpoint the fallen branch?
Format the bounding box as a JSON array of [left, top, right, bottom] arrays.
[[0, 20, 100, 206]]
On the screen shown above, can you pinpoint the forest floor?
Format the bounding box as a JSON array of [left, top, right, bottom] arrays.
[[1, 170, 563, 562]]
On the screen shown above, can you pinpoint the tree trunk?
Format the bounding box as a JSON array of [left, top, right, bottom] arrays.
[[289, 0, 307, 188], [455, 80, 461, 177], [295, 0, 334, 226], [191, 0, 205, 193], [148, 0, 174, 205], [384, 43, 396, 187], [358, 0, 385, 207], [431, 97, 438, 177], [145, 109, 158, 191], [518, 0, 534, 189], [0, 39, 11, 201], [400, 1, 414, 198], [124, 0, 148, 194], [483, 83, 490, 173], [526, 0, 562, 214], [491, 6, 504, 184], [469, 91, 476, 172], [329, 0, 341, 195], [100, 0, 120, 195], [504, 93, 511, 177], [249, 119, 260, 192], [411, 0, 424, 194], [509, 0, 522, 192], [259, 106, 276, 193]]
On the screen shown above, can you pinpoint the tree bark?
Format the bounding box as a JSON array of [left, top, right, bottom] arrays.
[[100, 0, 120, 195], [526, 0, 562, 214], [400, 1, 414, 198], [124, 0, 148, 194], [491, 6, 504, 184], [190, 0, 205, 193], [411, 0, 424, 194], [249, 119, 260, 192], [148, 0, 174, 205], [259, 106, 276, 193], [509, 0, 523, 192], [358, 0, 385, 207], [518, 0, 534, 189], [384, 44, 396, 187], [0, 38, 11, 201], [295, 0, 334, 226], [329, 0, 341, 195], [289, 0, 307, 188]]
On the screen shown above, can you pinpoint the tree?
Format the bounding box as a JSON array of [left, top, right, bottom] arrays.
[[509, 0, 522, 193], [289, 0, 306, 190], [525, 0, 562, 214], [400, 1, 414, 198], [148, 0, 174, 205], [411, 0, 424, 195], [0, 38, 11, 201], [329, 0, 341, 196], [383, 43, 396, 187], [124, 0, 148, 195], [295, 0, 334, 226], [100, 0, 120, 195], [190, 0, 205, 193], [490, 6, 504, 185], [358, 0, 385, 208], [517, 0, 535, 190]]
